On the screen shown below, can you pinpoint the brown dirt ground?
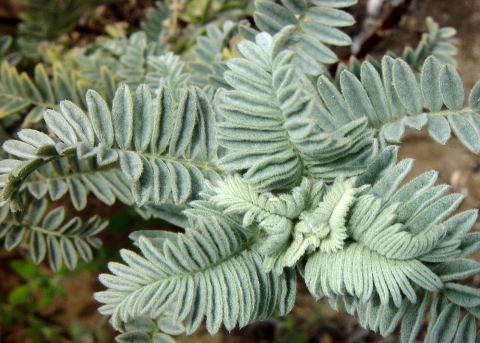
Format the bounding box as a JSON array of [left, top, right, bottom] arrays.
[[2, 0, 480, 342]]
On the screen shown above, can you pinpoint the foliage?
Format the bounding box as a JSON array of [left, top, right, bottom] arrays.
[[1, 1, 480, 343]]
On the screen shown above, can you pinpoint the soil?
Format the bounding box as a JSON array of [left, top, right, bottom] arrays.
[[1, 0, 480, 342]]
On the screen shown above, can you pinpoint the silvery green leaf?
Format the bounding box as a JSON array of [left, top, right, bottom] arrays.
[[55, 142, 77, 155], [111, 84, 133, 149], [60, 236, 78, 270], [74, 237, 93, 262], [236, 40, 270, 71], [0, 159, 22, 173], [310, 0, 357, 7], [169, 89, 197, 157], [403, 113, 427, 131], [152, 333, 176, 343], [425, 302, 459, 343], [460, 232, 480, 258], [59, 101, 95, 146], [448, 114, 480, 153], [119, 151, 143, 181], [440, 64, 464, 111], [48, 179, 68, 201], [298, 35, 337, 65], [281, 0, 306, 14], [17, 129, 55, 147], [167, 161, 191, 204], [340, 70, 379, 127], [116, 332, 150, 343], [426, 115, 451, 144], [151, 86, 174, 154], [0, 223, 12, 239], [355, 146, 398, 187], [82, 174, 115, 205], [361, 61, 391, 123], [397, 184, 449, 224], [307, 7, 354, 27], [86, 90, 114, 147], [443, 210, 478, 239], [467, 111, 480, 136], [76, 142, 97, 159], [404, 193, 463, 234], [58, 217, 82, 235], [76, 216, 105, 237], [133, 84, 153, 152], [42, 207, 65, 230], [400, 289, 429, 343], [158, 317, 185, 335], [44, 110, 77, 145], [369, 158, 412, 200], [27, 182, 48, 199], [27, 198, 47, 226], [29, 231, 46, 264], [432, 259, 480, 282], [132, 156, 153, 206], [66, 178, 87, 210], [0, 205, 8, 223], [445, 283, 480, 307], [103, 170, 134, 206], [97, 142, 118, 165], [195, 87, 217, 161], [421, 56, 443, 112], [255, 2, 297, 35], [53, 70, 79, 104], [277, 267, 297, 315], [382, 56, 407, 118], [425, 295, 448, 342], [224, 66, 273, 96], [130, 231, 177, 250], [383, 121, 405, 142], [5, 226, 26, 250], [293, 47, 326, 74], [46, 236, 62, 272], [124, 317, 156, 333], [468, 80, 480, 110], [393, 59, 423, 115], [301, 21, 352, 46], [151, 158, 171, 204], [137, 204, 188, 229], [86, 236, 102, 249], [3, 140, 37, 159], [33, 64, 54, 103], [453, 314, 476, 343], [379, 301, 407, 337], [317, 75, 354, 125]]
